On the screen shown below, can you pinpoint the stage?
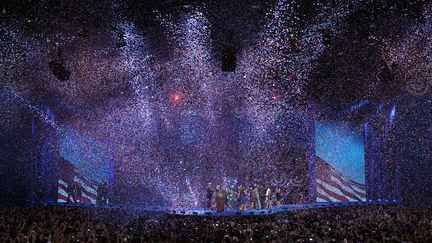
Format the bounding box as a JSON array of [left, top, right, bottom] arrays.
[[53, 201, 392, 217]]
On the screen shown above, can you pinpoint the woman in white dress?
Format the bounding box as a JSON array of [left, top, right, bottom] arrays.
[[265, 186, 272, 210]]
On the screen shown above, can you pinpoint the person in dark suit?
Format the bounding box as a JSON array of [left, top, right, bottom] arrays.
[[206, 183, 213, 210], [259, 184, 266, 209]]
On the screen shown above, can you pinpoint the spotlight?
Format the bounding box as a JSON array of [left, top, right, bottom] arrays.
[[173, 93, 181, 102], [272, 94, 282, 100], [170, 91, 183, 103], [392, 199, 397, 203]]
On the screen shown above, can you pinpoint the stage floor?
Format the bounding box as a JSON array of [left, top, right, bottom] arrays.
[[56, 201, 388, 216], [161, 201, 381, 216]]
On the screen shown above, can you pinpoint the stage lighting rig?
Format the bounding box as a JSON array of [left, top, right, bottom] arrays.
[[48, 60, 70, 81], [48, 47, 71, 81], [221, 30, 237, 72]]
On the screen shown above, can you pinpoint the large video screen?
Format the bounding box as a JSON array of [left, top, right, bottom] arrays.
[[315, 121, 366, 202], [57, 128, 110, 205]]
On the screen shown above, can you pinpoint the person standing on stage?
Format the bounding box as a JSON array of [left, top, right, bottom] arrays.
[[253, 183, 261, 210], [237, 185, 247, 211], [206, 183, 213, 210], [227, 187, 236, 209], [222, 185, 228, 208], [249, 186, 256, 209], [265, 185, 272, 210], [275, 187, 282, 208], [215, 185, 225, 212], [259, 184, 266, 209]]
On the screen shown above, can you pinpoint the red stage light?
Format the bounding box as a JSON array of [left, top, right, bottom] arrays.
[[272, 94, 281, 100], [172, 93, 182, 102]]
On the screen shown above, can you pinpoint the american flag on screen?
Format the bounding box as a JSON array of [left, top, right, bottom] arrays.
[[316, 157, 366, 202], [57, 159, 98, 204]]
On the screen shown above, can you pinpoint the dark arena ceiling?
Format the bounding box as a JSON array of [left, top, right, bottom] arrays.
[[0, 0, 430, 125]]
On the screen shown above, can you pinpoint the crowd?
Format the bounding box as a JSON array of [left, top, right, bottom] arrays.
[[1, 204, 431, 242]]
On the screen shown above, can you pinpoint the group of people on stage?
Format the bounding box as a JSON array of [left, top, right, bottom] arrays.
[[206, 183, 282, 212]]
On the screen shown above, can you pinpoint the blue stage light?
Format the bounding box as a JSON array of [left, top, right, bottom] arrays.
[[390, 104, 397, 126]]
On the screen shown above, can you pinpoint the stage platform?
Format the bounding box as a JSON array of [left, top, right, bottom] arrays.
[[53, 201, 392, 217]]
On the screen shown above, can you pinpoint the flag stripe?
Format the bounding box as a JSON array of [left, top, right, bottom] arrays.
[[329, 169, 366, 196], [58, 186, 94, 203], [316, 157, 366, 202], [330, 175, 365, 199], [317, 183, 349, 202], [58, 179, 97, 201], [317, 187, 340, 202], [319, 176, 364, 201], [58, 160, 98, 205]]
